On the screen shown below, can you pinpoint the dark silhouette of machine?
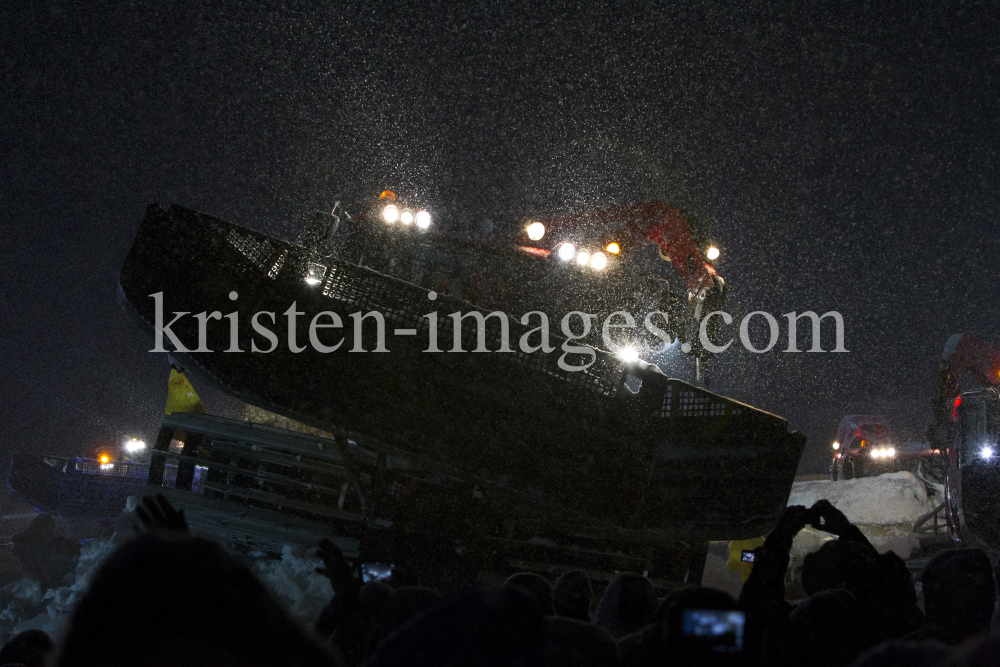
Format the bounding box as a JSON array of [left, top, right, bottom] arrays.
[[10, 196, 806, 586]]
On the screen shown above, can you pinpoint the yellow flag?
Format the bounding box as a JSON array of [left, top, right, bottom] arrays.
[[165, 369, 207, 415]]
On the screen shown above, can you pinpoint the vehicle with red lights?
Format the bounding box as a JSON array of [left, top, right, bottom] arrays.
[[926, 333, 1000, 550], [829, 415, 899, 480], [829, 415, 938, 480]]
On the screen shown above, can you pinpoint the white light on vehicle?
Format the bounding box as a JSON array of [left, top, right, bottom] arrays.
[[415, 210, 431, 229], [576, 250, 591, 266], [557, 243, 576, 262], [125, 438, 146, 453], [527, 222, 545, 241], [871, 449, 882, 459], [706, 246, 721, 261], [832, 441, 840, 450], [618, 347, 639, 363], [982, 446, 994, 459], [886, 447, 896, 457], [383, 204, 399, 223], [400, 208, 414, 225], [591, 252, 608, 270]]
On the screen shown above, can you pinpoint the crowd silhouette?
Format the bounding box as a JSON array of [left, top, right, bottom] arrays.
[[2, 494, 998, 666]]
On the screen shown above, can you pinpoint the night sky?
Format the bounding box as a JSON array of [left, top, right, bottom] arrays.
[[3, 1, 1000, 505]]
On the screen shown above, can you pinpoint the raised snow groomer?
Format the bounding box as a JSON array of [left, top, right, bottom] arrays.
[[109, 197, 804, 585]]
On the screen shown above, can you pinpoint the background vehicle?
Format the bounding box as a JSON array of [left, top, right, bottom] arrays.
[[830, 415, 938, 480], [926, 333, 1000, 550]]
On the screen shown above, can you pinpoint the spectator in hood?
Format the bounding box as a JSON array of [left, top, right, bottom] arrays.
[[366, 585, 545, 667], [904, 547, 997, 645], [544, 616, 621, 667], [553, 570, 594, 622], [596, 573, 658, 640], [789, 589, 865, 667], [55, 533, 341, 667], [0, 629, 55, 667], [357, 582, 393, 623], [365, 586, 444, 656], [800, 502, 923, 644], [505, 572, 555, 616]]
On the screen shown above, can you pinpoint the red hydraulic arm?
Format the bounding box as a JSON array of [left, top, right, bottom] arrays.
[[929, 333, 1000, 447], [516, 200, 719, 295]]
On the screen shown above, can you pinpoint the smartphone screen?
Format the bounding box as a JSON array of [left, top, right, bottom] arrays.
[[740, 549, 755, 563], [361, 562, 394, 584], [681, 609, 745, 652]]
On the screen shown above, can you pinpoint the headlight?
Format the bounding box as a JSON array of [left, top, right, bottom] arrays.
[[305, 262, 327, 286], [886, 447, 896, 457], [591, 252, 607, 270], [383, 204, 399, 223], [832, 441, 840, 450], [124, 438, 146, 453], [706, 246, 721, 261], [527, 222, 545, 241], [576, 250, 591, 266], [617, 347, 639, 363], [415, 210, 431, 229], [982, 446, 994, 459], [871, 449, 881, 459], [557, 243, 576, 262], [400, 208, 414, 225]]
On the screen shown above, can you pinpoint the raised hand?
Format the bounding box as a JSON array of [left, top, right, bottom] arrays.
[[810, 499, 869, 545], [135, 494, 189, 535], [315, 538, 360, 600], [770, 504, 816, 542]]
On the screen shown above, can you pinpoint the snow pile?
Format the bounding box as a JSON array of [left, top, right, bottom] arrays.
[[249, 545, 333, 622], [786, 471, 939, 566], [0, 535, 118, 645], [787, 472, 936, 527]]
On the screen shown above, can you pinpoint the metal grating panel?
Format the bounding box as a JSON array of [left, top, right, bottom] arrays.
[[226, 228, 275, 269], [318, 260, 622, 396], [661, 385, 745, 419]]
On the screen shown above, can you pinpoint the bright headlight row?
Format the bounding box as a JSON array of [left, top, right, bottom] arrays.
[[870, 447, 896, 459], [383, 205, 431, 229], [556, 242, 608, 271]]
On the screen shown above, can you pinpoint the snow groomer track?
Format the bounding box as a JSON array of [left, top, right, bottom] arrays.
[[116, 203, 806, 583]]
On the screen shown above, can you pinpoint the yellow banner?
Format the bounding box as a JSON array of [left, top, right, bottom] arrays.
[[165, 369, 207, 415]]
